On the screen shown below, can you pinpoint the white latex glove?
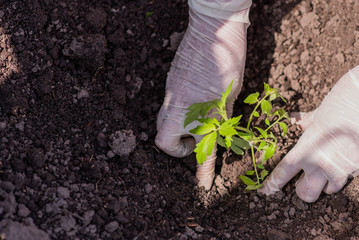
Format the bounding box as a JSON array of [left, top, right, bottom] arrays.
[[155, 4, 250, 189], [259, 65, 359, 203]]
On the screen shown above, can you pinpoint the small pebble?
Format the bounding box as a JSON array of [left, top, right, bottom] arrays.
[[267, 213, 277, 220], [15, 121, 25, 131], [0, 121, 7, 130], [57, 186, 70, 198], [117, 214, 129, 224], [77, 89, 89, 99], [107, 151, 115, 158], [184, 226, 196, 237], [195, 225, 204, 233], [60, 215, 76, 232], [105, 221, 119, 233], [289, 207, 296, 216], [140, 132, 148, 141], [17, 204, 30, 217], [145, 183, 153, 193]]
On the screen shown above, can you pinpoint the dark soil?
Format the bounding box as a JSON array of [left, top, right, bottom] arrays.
[[1, 0, 359, 239]]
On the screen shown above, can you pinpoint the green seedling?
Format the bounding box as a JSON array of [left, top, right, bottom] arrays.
[[145, 11, 154, 18], [184, 81, 289, 190]]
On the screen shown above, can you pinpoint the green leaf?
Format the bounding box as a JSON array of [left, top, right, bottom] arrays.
[[246, 170, 254, 176], [184, 103, 201, 127], [216, 134, 226, 148], [261, 100, 272, 115], [219, 123, 237, 137], [269, 92, 279, 101], [264, 83, 271, 95], [222, 81, 233, 103], [255, 127, 267, 139], [184, 101, 218, 128], [231, 143, 244, 155], [218, 81, 233, 110], [239, 175, 256, 186], [265, 118, 270, 126], [244, 92, 259, 104], [260, 169, 269, 180], [278, 122, 288, 136], [189, 123, 216, 135], [145, 11, 154, 18], [232, 136, 250, 149], [257, 164, 265, 170], [263, 144, 276, 161], [253, 111, 259, 117], [197, 117, 219, 126], [225, 115, 242, 127], [257, 141, 266, 151], [194, 132, 217, 165], [267, 132, 276, 140], [264, 83, 277, 96], [278, 109, 289, 119], [245, 183, 263, 190], [224, 135, 233, 149], [237, 131, 253, 141]]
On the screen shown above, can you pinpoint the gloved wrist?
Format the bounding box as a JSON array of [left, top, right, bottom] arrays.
[[188, 0, 252, 23]]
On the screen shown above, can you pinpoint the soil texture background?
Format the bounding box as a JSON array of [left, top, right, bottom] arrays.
[[1, 0, 359, 239]]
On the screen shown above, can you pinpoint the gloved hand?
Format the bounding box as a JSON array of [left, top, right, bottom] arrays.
[[155, 1, 251, 189], [259, 65, 359, 202]]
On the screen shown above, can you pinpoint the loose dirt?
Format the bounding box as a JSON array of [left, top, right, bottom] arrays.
[[1, 0, 359, 239]]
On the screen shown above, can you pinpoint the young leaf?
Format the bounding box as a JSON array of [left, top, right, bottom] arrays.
[[269, 92, 279, 101], [239, 175, 256, 186], [225, 115, 242, 127], [237, 131, 252, 141], [263, 144, 276, 161], [232, 136, 250, 149], [253, 111, 259, 117], [244, 92, 259, 104], [278, 122, 288, 136], [257, 164, 265, 170], [216, 134, 226, 148], [197, 117, 219, 126], [184, 101, 217, 127], [219, 123, 237, 137], [267, 132, 276, 140], [257, 141, 266, 151], [194, 132, 217, 165], [278, 108, 289, 119], [189, 123, 216, 135], [255, 127, 268, 139], [217, 81, 233, 110], [184, 103, 202, 127], [264, 83, 277, 96], [145, 11, 154, 18], [245, 184, 263, 190], [246, 170, 254, 176], [260, 169, 269, 180], [265, 118, 270, 126], [201, 99, 220, 117], [224, 135, 233, 149], [264, 82, 271, 95], [231, 143, 244, 155], [261, 100, 272, 115]]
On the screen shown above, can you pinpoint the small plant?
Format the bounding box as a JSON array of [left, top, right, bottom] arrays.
[[145, 11, 154, 19], [184, 82, 289, 190]]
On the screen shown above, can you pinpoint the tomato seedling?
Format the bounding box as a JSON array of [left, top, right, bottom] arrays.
[[184, 82, 289, 190]]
